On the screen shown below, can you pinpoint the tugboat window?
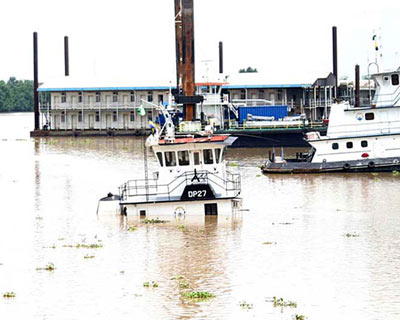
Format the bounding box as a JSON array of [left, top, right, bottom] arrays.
[[361, 140, 368, 147], [156, 152, 164, 166], [365, 113, 375, 120], [178, 151, 190, 166], [194, 152, 200, 165], [346, 142, 353, 149], [332, 143, 339, 150], [392, 74, 399, 86], [165, 152, 176, 167], [215, 148, 221, 163], [203, 149, 214, 164]]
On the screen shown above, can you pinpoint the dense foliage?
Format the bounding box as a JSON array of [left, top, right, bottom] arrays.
[[0, 77, 33, 112]]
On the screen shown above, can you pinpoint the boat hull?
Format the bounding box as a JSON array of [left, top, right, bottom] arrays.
[[119, 198, 242, 217], [261, 157, 400, 174]]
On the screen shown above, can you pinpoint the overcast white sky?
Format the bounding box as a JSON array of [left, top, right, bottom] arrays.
[[1, 0, 399, 85]]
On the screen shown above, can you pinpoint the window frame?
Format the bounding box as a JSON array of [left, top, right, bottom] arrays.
[[391, 74, 399, 86], [156, 152, 164, 167], [365, 112, 375, 121], [346, 141, 353, 149], [178, 150, 190, 166], [164, 151, 177, 167], [361, 140, 368, 148], [332, 143, 339, 150], [203, 149, 214, 164]]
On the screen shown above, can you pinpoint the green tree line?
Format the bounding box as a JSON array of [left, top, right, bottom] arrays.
[[0, 77, 33, 112]]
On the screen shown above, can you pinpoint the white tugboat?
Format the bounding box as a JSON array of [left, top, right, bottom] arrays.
[[99, 105, 242, 217], [262, 67, 400, 173]]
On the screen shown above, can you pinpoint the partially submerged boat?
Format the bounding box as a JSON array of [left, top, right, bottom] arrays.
[[98, 104, 242, 217], [262, 68, 400, 173]]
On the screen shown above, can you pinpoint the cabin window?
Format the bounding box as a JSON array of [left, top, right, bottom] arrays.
[[165, 151, 176, 167], [78, 92, 82, 103], [158, 94, 164, 104], [203, 149, 214, 164], [332, 143, 339, 150], [391, 74, 399, 86], [61, 92, 66, 103], [130, 91, 135, 102], [147, 91, 153, 102], [78, 111, 83, 122], [240, 90, 246, 100], [346, 142, 353, 149], [96, 92, 101, 103], [178, 151, 190, 166], [112, 92, 118, 102], [361, 140, 368, 148], [113, 111, 117, 122], [61, 111, 65, 122], [194, 152, 200, 165], [95, 111, 100, 122], [156, 152, 164, 166], [215, 148, 222, 163], [130, 111, 135, 122], [365, 112, 374, 120]]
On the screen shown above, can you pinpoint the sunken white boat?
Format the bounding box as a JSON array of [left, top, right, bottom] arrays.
[[262, 68, 400, 173], [99, 106, 241, 217]]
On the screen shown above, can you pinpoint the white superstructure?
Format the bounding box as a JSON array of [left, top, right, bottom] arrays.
[[307, 69, 400, 163]]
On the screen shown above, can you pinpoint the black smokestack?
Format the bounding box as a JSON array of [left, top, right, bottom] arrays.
[[219, 41, 223, 74], [355, 64, 360, 108], [33, 32, 39, 130], [332, 26, 338, 89], [64, 36, 69, 76]]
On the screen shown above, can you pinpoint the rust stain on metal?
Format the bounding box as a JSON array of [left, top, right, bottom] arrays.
[[175, 0, 196, 121]]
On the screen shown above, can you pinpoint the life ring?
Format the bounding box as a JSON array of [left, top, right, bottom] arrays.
[[174, 206, 186, 217], [368, 161, 375, 168], [343, 163, 350, 170], [393, 159, 399, 164]]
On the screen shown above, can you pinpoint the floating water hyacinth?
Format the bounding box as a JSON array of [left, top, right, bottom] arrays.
[[3, 292, 16, 298], [272, 296, 297, 308], [143, 218, 167, 224], [181, 291, 215, 300], [36, 263, 55, 271], [239, 301, 253, 309], [143, 281, 159, 288]]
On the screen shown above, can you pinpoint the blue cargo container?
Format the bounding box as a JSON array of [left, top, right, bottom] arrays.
[[238, 105, 288, 123]]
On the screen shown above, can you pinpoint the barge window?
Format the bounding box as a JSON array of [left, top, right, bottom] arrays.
[[194, 152, 200, 165], [346, 142, 353, 149], [61, 92, 66, 103], [130, 91, 135, 102], [203, 149, 214, 164], [365, 112, 374, 120], [361, 140, 368, 148], [392, 74, 399, 86], [130, 111, 135, 122], [112, 92, 118, 102], [147, 92, 153, 102], [95, 111, 100, 122], [96, 92, 101, 103], [332, 143, 339, 150], [165, 152, 176, 167], [215, 148, 222, 163], [113, 111, 117, 122], [61, 111, 65, 123], [178, 151, 190, 166], [156, 152, 164, 166], [78, 92, 82, 103], [78, 111, 83, 122]]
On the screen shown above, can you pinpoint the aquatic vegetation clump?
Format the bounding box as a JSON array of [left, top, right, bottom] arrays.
[[84, 255, 95, 259], [143, 281, 159, 288], [178, 280, 190, 289], [181, 291, 215, 300], [294, 314, 306, 320], [177, 224, 186, 231], [127, 226, 137, 232], [63, 243, 103, 249], [344, 233, 360, 237], [272, 297, 297, 308], [239, 301, 253, 309], [3, 292, 16, 298], [36, 263, 55, 271], [262, 241, 277, 245], [171, 275, 185, 280], [392, 170, 400, 176], [143, 218, 168, 224]]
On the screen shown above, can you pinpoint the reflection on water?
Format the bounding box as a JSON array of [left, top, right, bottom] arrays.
[[1, 113, 400, 320]]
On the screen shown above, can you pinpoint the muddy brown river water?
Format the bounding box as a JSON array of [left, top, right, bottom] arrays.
[[1, 113, 400, 320]]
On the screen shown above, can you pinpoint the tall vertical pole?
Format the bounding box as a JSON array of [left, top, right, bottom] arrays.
[[64, 36, 69, 76], [332, 26, 338, 97], [174, 0, 183, 92], [33, 32, 40, 130], [181, 0, 196, 120], [355, 65, 360, 108], [219, 41, 223, 74]]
